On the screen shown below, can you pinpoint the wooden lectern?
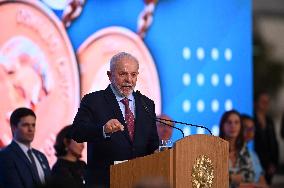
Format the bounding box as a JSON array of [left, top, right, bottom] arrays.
[[110, 135, 229, 188]]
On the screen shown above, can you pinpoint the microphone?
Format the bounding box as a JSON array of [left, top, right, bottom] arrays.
[[156, 116, 185, 138], [136, 91, 213, 136], [136, 91, 184, 137], [156, 116, 213, 135]]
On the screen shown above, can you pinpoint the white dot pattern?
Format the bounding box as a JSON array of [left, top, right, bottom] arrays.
[[183, 47, 191, 60], [225, 99, 233, 111], [211, 48, 219, 60], [225, 48, 232, 61], [197, 127, 205, 134], [197, 100, 205, 112], [197, 47, 205, 60], [180, 47, 235, 136], [183, 126, 191, 136], [182, 100, 191, 112], [211, 73, 219, 86], [224, 74, 233, 87], [182, 73, 191, 86], [196, 73, 205, 86], [212, 125, 219, 136], [211, 99, 219, 112]]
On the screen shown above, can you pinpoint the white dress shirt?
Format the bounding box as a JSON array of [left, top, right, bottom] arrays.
[[14, 140, 46, 183], [103, 84, 136, 137]]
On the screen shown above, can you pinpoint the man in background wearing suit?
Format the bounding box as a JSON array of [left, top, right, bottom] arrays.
[[0, 107, 51, 188], [72, 52, 159, 187]]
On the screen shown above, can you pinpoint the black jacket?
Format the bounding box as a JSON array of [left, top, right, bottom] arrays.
[[71, 85, 159, 187]]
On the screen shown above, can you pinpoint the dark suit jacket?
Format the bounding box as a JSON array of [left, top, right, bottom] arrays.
[[0, 141, 51, 188], [72, 85, 159, 187]]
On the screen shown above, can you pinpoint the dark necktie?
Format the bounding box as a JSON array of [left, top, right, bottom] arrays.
[[27, 149, 41, 183], [121, 97, 135, 141]]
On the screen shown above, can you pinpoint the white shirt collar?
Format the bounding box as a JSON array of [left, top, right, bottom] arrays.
[[14, 139, 32, 153]]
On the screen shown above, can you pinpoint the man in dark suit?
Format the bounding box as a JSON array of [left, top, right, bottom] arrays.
[[72, 52, 159, 187], [0, 107, 51, 188]]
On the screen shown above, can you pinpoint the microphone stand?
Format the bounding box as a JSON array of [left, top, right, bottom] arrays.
[[155, 117, 213, 135], [156, 118, 185, 138], [136, 90, 213, 136]]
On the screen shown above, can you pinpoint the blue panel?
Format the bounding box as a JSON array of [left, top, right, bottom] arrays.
[[44, 0, 252, 141]]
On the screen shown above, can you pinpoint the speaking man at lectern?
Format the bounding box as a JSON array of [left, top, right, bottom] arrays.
[[71, 52, 159, 187]]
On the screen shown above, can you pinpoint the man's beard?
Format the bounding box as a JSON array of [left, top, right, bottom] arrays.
[[112, 81, 134, 97]]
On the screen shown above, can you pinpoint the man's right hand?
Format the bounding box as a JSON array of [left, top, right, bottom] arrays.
[[104, 119, 124, 134]]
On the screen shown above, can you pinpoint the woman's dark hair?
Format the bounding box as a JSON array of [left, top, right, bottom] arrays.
[[240, 114, 253, 122], [219, 109, 244, 152], [54, 125, 73, 157]]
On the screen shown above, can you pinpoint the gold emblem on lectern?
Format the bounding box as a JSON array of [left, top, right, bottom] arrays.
[[192, 155, 214, 188]]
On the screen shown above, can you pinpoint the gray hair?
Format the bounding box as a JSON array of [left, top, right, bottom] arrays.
[[109, 52, 139, 72]]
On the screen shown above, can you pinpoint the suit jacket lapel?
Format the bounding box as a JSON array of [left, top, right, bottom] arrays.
[[104, 85, 132, 144], [133, 91, 144, 143], [10, 141, 40, 183]]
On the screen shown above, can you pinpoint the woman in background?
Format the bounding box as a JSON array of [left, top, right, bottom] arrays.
[[241, 114, 268, 187], [219, 110, 268, 188], [46, 125, 86, 188]]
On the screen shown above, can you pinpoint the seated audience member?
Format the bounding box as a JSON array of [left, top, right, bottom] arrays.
[[156, 114, 174, 141], [241, 114, 268, 187], [46, 125, 86, 188], [219, 110, 268, 188], [0, 107, 51, 188]]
